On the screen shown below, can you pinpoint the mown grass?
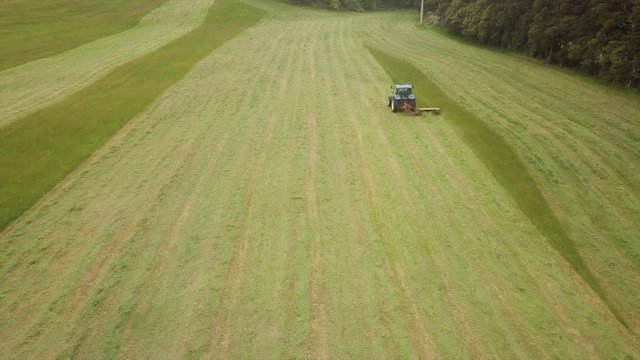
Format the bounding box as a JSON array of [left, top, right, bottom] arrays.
[[415, 24, 640, 96], [368, 47, 629, 329], [413, 20, 640, 128], [0, 0, 169, 71], [0, 1, 265, 230]]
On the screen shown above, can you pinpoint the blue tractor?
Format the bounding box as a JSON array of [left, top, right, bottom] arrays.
[[387, 84, 416, 113]]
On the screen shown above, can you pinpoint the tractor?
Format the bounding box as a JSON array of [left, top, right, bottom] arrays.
[[387, 84, 440, 115], [388, 84, 416, 113]]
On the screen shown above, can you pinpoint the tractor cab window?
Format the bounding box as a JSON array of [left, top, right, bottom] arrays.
[[396, 88, 412, 96]]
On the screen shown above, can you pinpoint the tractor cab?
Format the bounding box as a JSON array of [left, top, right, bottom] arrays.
[[393, 84, 414, 98], [388, 84, 416, 112]]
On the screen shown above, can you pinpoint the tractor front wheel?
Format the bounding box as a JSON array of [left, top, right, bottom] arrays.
[[391, 100, 397, 112], [387, 97, 392, 107]]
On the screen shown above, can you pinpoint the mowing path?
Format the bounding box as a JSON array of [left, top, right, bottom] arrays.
[[0, 1, 265, 231], [0, 0, 215, 126], [1, 1, 639, 358]]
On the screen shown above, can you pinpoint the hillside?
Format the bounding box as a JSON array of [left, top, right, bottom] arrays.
[[0, 0, 639, 358]]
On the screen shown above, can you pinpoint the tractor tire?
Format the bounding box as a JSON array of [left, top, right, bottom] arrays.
[[391, 100, 397, 112], [387, 97, 391, 107], [409, 100, 416, 109]]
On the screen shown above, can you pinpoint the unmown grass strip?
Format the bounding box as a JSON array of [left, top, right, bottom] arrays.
[[0, 1, 266, 230], [0, 0, 168, 71], [367, 47, 629, 330]]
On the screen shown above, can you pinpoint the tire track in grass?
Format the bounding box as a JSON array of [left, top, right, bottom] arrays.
[[308, 40, 404, 355], [306, 109, 331, 360], [303, 21, 330, 360], [310, 25, 378, 357], [203, 24, 301, 359], [249, 26, 311, 354], [332, 21, 442, 358], [312, 20, 403, 357], [0, 0, 266, 231], [329, 21, 393, 356], [217, 20, 318, 358], [250, 22, 321, 356], [367, 48, 629, 331]]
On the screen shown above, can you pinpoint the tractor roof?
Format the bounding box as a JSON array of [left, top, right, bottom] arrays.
[[394, 84, 413, 89]]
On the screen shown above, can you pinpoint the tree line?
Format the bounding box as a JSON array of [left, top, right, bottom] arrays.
[[421, 0, 640, 87]]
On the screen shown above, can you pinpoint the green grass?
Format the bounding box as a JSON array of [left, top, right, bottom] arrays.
[[368, 47, 629, 329], [416, 23, 640, 98], [0, 1, 265, 230], [1, 3, 639, 358], [0, 0, 169, 71]]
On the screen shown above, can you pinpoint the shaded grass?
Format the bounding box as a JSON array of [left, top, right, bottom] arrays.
[[0, 0, 169, 71], [0, 1, 265, 230], [368, 47, 629, 330]]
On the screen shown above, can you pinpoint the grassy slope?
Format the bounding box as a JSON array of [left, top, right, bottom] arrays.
[[0, 0, 167, 71], [368, 48, 626, 328], [0, 3, 266, 232], [0, 0, 216, 127], [362, 13, 640, 330], [0, 1, 639, 359]]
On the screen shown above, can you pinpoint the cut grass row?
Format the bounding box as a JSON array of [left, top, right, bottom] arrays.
[[0, 0, 167, 71], [0, 0, 216, 127], [368, 48, 629, 329], [0, 1, 266, 230]]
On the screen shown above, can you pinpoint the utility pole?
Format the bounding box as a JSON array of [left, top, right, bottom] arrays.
[[420, 0, 425, 24]]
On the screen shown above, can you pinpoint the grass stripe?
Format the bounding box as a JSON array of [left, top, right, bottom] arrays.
[[0, 1, 265, 230], [0, 0, 168, 71], [367, 47, 629, 330]]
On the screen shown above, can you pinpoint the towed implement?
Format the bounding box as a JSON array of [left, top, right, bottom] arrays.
[[387, 84, 440, 115]]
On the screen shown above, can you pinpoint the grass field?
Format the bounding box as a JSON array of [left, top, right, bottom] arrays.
[[0, 0, 216, 126], [0, 0, 166, 71], [1, 0, 639, 358], [0, 0, 265, 232]]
